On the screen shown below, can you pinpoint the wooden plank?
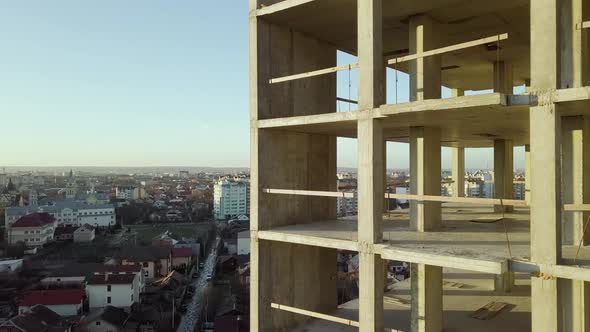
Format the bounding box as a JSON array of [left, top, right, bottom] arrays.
[[470, 301, 511, 320], [385, 193, 528, 207], [576, 21, 590, 29], [257, 230, 359, 251], [271, 303, 359, 327], [271, 303, 406, 332], [269, 63, 359, 84], [256, 0, 316, 16], [263, 188, 355, 198], [387, 33, 509, 65], [564, 204, 590, 211]]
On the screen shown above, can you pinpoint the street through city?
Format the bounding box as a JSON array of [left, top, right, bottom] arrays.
[[177, 236, 220, 332]]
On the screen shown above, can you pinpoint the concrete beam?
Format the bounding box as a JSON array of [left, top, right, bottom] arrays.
[[451, 147, 465, 197], [358, 0, 385, 110], [493, 139, 514, 213]]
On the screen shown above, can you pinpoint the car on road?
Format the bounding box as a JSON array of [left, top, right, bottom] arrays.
[[206, 274, 212, 282], [199, 262, 204, 269]]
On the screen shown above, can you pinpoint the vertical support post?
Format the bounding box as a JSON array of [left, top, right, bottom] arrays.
[[451, 147, 465, 197], [493, 61, 514, 94], [357, 1, 385, 331], [525, 144, 531, 204], [560, 116, 590, 331], [493, 139, 514, 213], [450, 88, 464, 97], [409, 16, 442, 332], [530, 0, 563, 330]]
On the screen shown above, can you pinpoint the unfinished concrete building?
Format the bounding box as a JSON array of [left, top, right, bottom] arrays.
[[249, 0, 590, 331]]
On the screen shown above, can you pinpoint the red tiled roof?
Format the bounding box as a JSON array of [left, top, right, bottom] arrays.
[[19, 289, 85, 306], [171, 248, 192, 257], [87, 274, 136, 285], [13, 213, 55, 228], [95, 264, 141, 273]]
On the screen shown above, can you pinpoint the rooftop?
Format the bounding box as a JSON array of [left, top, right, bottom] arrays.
[[12, 213, 55, 228], [19, 289, 85, 307]]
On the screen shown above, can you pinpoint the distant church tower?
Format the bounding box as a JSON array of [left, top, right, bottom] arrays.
[[65, 169, 78, 200], [28, 189, 38, 206]]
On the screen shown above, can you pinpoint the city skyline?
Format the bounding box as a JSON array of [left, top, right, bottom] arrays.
[[0, 1, 524, 169]]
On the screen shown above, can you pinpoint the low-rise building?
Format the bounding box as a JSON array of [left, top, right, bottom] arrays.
[[0, 259, 23, 274], [117, 246, 171, 280], [0, 305, 72, 332], [74, 224, 95, 243], [237, 231, 250, 255], [7, 213, 56, 247], [171, 248, 192, 270], [77, 306, 129, 332], [18, 289, 85, 317], [86, 274, 139, 310], [5, 202, 116, 229]]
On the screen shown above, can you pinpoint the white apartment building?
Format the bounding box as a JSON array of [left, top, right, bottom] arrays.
[[5, 202, 116, 229], [337, 178, 358, 217], [86, 265, 143, 310], [115, 186, 145, 201], [214, 179, 249, 220]]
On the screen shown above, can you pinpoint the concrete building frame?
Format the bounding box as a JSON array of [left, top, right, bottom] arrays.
[[250, 0, 590, 331]]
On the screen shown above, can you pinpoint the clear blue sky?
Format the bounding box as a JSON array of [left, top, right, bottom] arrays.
[[0, 1, 523, 170]]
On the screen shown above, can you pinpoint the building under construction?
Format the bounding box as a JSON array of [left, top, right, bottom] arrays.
[[249, 0, 590, 331]]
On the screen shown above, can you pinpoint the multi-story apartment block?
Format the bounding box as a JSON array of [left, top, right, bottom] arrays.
[[7, 212, 57, 247], [249, 0, 590, 331], [213, 179, 249, 220], [115, 185, 145, 201]]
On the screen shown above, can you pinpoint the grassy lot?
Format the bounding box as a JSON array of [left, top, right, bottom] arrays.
[[127, 223, 214, 245]]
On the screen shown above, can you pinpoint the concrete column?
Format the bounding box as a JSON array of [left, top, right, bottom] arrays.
[[560, 116, 590, 332], [409, 15, 443, 332], [357, 1, 385, 330], [530, 0, 563, 329], [493, 139, 514, 213], [561, 116, 590, 246], [409, 15, 441, 101], [410, 127, 442, 232], [525, 144, 531, 204], [560, 0, 590, 88], [493, 61, 514, 94], [411, 264, 443, 332], [451, 147, 465, 197]]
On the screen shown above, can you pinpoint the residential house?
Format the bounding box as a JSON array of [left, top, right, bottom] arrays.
[[171, 248, 191, 271], [18, 289, 85, 317], [7, 213, 56, 247], [74, 224, 95, 243], [86, 274, 138, 310], [0, 305, 72, 332], [216, 256, 238, 274], [117, 246, 171, 279], [54, 226, 77, 241], [41, 263, 102, 288], [77, 306, 129, 332]]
